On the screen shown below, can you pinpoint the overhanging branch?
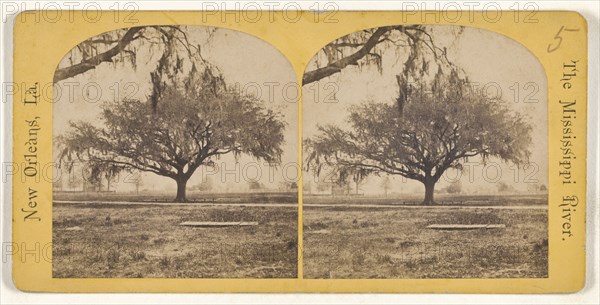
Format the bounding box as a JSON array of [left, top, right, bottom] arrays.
[[54, 27, 143, 83]]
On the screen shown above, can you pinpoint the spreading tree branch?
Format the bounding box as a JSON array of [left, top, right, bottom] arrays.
[[302, 26, 397, 85], [53, 27, 143, 83]]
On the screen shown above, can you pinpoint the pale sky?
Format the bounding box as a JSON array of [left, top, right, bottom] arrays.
[[302, 25, 548, 195], [53, 26, 298, 192]]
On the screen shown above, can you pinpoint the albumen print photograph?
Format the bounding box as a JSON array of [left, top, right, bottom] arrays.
[[52, 26, 298, 278], [302, 25, 548, 279]]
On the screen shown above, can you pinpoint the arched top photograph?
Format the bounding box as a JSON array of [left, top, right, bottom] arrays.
[[51, 25, 299, 279], [301, 24, 548, 280]]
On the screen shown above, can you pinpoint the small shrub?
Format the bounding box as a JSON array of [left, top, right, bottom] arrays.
[[112, 218, 133, 225], [399, 240, 415, 248], [404, 260, 417, 269], [533, 238, 548, 253], [376, 253, 394, 264], [129, 250, 146, 261], [106, 249, 120, 269], [107, 249, 120, 262], [159, 256, 170, 268], [287, 240, 297, 250], [352, 252, 366, 266], [88, 252, 103, 264], [153, 238, 167, 245], [53, 246, 72, 256]]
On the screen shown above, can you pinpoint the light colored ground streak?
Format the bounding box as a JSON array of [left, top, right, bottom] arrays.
[[426, 224, 507, 230], [179, 221, 259, 227], [54, 200, 548, 210]]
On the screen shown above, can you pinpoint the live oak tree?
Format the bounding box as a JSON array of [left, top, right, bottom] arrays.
[[59, 67, 285, 202], [305, 68, 532, 205]]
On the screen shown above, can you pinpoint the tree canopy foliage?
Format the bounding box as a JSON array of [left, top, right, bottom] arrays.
[[305, 66, 532, 204], [58, 65, 286, 202]]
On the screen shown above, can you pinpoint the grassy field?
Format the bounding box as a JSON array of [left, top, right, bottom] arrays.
[[303, 195, 548, 279], [53, 194, 297, 278], [54, 191, 297, 204], [304, 193, 547, 206]]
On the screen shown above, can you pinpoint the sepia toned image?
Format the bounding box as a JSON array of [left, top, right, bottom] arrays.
[[302, 25, 548, 279], [51, 26, 298, 278], [9, 8, 589, 294]]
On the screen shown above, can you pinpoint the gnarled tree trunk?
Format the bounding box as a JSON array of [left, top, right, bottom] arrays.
[[422, 176, 436, 205], [174, 176, 189, 203]]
